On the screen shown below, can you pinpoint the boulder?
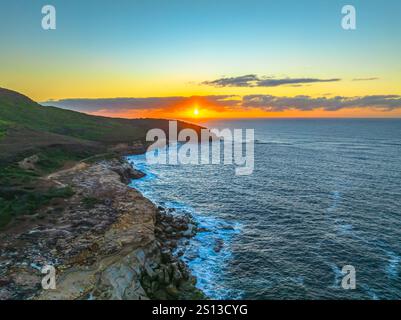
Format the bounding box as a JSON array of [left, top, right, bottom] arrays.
[[18, 154, 40, 170]]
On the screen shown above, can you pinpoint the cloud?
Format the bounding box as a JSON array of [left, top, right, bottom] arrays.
[[256, 78, 340, 87], [242, 94, 401, 111], [42, 95, 240, 113], [352, 77, 379, 81], [42, 94, 401, 115], [201, 74, 260, 87], [201, 75, 341, 87], [42, 97, 187, 112]]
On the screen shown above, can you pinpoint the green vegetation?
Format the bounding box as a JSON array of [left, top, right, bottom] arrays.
[[0, 186, 74, 229], [0, 164, 39, 185], [0, 158, 73, 228], [82, 196, 102, 209], [0, 119, 10, 139], [0, 147, 92, 228], [35, 147, 93, 173]]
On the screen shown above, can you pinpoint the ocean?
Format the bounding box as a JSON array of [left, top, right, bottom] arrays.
[[127, 119, 401, 300]]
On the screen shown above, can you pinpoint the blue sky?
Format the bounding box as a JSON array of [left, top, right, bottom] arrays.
[[2, 0, 400, 77]]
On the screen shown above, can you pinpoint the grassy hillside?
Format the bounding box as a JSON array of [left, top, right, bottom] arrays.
[[0, 87, 203, 163], [0, 87, 204, 228], [0, 87, 132, 141], [0, 87, 202, 145]]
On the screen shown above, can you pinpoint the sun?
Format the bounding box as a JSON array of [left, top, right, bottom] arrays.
[[193, 107, 200, 116]]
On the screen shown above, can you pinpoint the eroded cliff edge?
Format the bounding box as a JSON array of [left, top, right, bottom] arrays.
[[0, 158, 204, 300]]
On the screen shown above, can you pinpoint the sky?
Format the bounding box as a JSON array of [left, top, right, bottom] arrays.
[[1, 0, 401, 119]]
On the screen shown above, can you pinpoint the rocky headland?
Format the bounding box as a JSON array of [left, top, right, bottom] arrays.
[[0, 158, 204, 300]]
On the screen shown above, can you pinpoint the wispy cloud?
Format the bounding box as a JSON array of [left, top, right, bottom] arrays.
[[201, 75, 341, 87], [201, 74, 260, 87], [43, 94, 401, 115], [352, 77, 379, 81], [256, 78, 341, 87]]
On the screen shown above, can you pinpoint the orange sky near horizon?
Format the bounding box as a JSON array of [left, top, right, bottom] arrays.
[[86, 105, 401, 121]]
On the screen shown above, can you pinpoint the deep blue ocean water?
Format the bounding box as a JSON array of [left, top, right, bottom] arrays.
[[128, 119, 401, 300]]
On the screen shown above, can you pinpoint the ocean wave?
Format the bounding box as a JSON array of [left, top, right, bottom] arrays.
[[127, 154, 243, 299], [385, 250, 401, 279]]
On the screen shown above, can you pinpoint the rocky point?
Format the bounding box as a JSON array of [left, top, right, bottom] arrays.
[[0, 158, 204, 300]]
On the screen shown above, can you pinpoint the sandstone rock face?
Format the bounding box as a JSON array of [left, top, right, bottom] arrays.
[[0, 158, 203, 300]]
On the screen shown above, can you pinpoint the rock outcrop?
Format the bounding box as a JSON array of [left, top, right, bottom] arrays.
[[0, 158, 204, 300], [17, 154, 40, 170]]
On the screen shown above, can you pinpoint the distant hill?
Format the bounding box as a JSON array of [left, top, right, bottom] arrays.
[[0, 87, 203, 164]]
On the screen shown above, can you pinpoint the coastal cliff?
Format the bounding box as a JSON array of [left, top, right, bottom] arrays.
[[0, 158, 204, 300]]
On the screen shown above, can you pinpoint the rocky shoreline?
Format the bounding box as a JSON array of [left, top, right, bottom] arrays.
[[0, 158, 205, 300]]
